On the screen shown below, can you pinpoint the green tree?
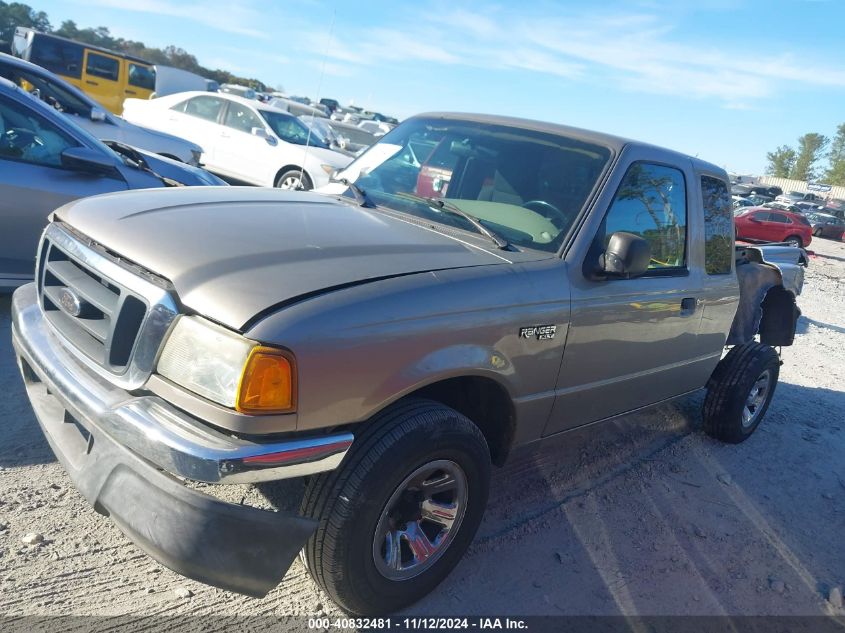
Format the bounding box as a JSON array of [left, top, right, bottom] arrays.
[[824, 123, 845, 186], [0, 1, 50, 49], [765, 145, 796, 178], [788, 133, 829, 182]]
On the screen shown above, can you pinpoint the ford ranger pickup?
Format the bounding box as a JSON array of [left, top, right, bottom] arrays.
[[11, 113, 802, 615]]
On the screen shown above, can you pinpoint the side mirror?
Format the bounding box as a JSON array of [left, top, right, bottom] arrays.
[[251, 127, 277, 145], [600, 232, 651, 278], [60, 147, 120, 178], [90, 108, 107, 122]]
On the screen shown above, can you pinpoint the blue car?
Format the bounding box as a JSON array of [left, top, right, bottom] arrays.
[[0, 77, 226, 289]]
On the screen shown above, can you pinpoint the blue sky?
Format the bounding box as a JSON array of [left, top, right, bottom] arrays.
[[34, 0, 845, 175]]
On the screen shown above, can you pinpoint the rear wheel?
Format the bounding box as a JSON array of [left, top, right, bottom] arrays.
[[702, 343, 780, 443], [784, 235, 802, 248], [275, 168, 312, 191], [300, 399, 491, 615]]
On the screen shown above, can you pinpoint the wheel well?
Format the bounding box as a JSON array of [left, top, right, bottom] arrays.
[[274, 164, 310, 186], [407, 376, 516, 467], [784, 234, 802, 245]]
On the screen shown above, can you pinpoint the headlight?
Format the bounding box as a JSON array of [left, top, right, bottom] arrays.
[[157, 316, 295, 414]]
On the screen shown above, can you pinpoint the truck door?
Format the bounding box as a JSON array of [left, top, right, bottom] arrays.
[[82, 50, 123, 114], [544, 150, 716, 436]]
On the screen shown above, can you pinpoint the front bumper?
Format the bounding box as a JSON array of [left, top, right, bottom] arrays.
[[10, 283, 352, 597]]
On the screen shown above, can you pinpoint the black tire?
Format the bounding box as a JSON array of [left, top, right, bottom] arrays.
[[813, 228, 822, 237], [300, 399, 491, 615], [275, 168, 313, 190], [784, 235, 802, 248], [702, 343, 780, 443]]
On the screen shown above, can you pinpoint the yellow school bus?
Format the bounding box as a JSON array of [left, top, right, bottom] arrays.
[[12, 27, 156, 114]]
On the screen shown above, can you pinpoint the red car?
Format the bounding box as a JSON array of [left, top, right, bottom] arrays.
[[734, 206, 812, 248]]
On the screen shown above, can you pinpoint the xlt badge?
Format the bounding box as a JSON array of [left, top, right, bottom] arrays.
[[520, 325, 557, 340]]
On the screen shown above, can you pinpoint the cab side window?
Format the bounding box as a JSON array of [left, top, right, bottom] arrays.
[[602, 162, 687, 272], [701, 175, 732, 274], [0, 95, 78, 167], [86, 53, 119, 81]]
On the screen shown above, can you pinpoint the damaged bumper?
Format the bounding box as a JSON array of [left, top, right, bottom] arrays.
[[11, 283, 352, 597]]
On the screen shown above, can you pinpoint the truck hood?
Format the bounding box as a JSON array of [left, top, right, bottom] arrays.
[[54, 187, 508, 330]]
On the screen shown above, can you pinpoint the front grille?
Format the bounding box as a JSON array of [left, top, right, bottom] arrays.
[[35, 223, 178, 388], [39, 244, 145, 370]]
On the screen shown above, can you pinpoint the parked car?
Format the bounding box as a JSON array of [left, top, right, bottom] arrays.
[[734, 207, 812, 248], [805, 212, 845, 240], [358, 119, 393, 136], [267, 95, 327, 119], [795, 200, 823, 213], [12, 112, 804, 616], [12, 27, 156, 114], [763, 200, 802, 214], [0, 78, 224, 289], [732, 183, 781, 199], [776, 190, 821, 204], [748, 193, 773, 205], [0, 53, 204, 165], [219, 84, 256, 100], [732, 195, 755, 210], [319, 97, 340, 113], [122, 91, 352, 189], [298, 115, 379, 156]]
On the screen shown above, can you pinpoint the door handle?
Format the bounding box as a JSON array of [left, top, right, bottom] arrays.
[[220, 132, 230, 138], [85, 80, 99, 86], [680, 297, 698, 317], [125, 89, 137, 95]]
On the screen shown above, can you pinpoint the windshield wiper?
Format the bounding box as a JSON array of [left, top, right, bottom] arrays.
[[413, 195, 509, 250], [104, 141, 183, 187], [338, 177, 375, 208]]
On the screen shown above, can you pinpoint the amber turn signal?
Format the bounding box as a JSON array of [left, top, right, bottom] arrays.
[[236, 346, 296, 414]]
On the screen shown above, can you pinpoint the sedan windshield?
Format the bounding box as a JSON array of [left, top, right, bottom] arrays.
[[260, 110, 329, 149], [337, 117, 612, 252]]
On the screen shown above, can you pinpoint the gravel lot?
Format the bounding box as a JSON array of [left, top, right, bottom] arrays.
[[1, 238, 843, 622]]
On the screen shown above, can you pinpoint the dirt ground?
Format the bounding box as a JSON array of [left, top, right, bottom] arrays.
[[0, 238, 843, 622]]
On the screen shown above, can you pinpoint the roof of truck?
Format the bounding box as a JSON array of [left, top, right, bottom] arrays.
[[413, 112, 726, 177]]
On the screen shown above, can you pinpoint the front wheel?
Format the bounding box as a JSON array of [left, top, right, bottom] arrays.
[[702, 343, 780, 443], [300, 399, 491, 615], [275, 168, 312, 190]]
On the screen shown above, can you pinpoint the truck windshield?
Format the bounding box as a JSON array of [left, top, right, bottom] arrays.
[[337, 117, 612, 252]]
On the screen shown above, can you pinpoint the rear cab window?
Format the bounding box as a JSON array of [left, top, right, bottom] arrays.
[[701, 175, 732, 274]]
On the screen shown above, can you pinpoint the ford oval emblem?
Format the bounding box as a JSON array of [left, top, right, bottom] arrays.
[[59, 288, 83, 317]]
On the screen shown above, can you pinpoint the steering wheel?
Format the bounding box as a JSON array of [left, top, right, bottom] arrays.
[[3, 128, 43, 152], [521, 199, 571, 228]]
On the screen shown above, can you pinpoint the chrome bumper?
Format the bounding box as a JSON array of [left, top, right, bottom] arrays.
[[11, 283, 353, 484]]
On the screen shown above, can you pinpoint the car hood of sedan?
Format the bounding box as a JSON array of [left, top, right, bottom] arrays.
[[53, 187, 508, 330]]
